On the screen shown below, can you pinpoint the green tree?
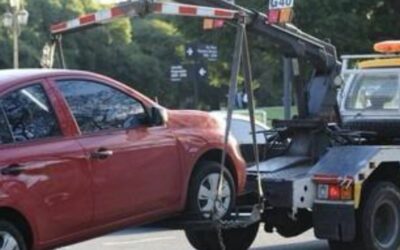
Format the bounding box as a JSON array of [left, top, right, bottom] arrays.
[[2, 0, 400, 109]]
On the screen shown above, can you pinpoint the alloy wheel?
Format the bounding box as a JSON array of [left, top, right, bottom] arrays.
[[197, 173, 232, 219], [0, 231, 19, 250]]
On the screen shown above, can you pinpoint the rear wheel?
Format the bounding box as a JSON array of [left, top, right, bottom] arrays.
[[328, 240, 359, 250], [361, 182, 400, 250], [329, 182, 400, 250], [0, 220, 26, 250]]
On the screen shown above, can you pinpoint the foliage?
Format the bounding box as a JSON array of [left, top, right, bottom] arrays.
[[0, 0, 399, 109]]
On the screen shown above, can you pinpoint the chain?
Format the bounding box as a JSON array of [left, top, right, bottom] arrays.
[[216, 225, 226, 250]]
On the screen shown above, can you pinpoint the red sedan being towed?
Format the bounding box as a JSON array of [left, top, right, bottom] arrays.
[[0, 69, 248, 250]]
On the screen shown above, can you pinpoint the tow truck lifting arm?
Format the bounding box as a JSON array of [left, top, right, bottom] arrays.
[[174, 0, 341, 121], [49, 0, 341, 121], [176, 0, 338, 73]]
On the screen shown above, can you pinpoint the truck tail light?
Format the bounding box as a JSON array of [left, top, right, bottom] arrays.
[[328, 185, 341, 200], [314, 175, 354, 201]]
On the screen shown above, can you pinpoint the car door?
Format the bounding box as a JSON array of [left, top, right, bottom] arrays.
[[0, 81, 92, 242], [53, 78, 182, 225]]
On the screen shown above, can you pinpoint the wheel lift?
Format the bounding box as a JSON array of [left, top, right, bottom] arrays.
[[42, 0, 265, 232]]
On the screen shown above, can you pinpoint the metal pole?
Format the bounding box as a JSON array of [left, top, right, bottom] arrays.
[[9, 0, 21, 69], [242, 25, 264, 203], [56, 35, 67, 69], [194, 67, 199, 108], [215, 22, 244, 221], [12, 13, 19, 69], [283, 57, 293, 119]]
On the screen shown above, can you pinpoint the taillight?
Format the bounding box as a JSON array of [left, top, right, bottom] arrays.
[[314, 175, 354, 201], [328, 185, 341, 200]]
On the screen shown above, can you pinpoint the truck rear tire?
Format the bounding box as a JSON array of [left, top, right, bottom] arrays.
[[328, 240, 359, 250], [185, 222, 259, 250], [329, 182, 400, 250], [361, 182, 400, 250]]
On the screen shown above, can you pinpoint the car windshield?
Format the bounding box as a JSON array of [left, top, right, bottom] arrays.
[[345, 72, 400, 111]]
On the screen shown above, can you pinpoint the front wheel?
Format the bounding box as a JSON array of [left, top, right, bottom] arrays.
[[185, 161, 260, 250], [186, 161, 235, 220], [0, 220, 27, 250]]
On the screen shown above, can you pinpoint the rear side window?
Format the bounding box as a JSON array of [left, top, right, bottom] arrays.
[[56, 80, 147, 134], [1, 84, 62, 142]]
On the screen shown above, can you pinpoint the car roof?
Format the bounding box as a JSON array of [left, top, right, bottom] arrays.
[[0, 69, 97, 86]]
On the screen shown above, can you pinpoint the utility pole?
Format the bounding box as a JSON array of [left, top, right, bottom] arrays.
[[2, 0, 29, 69], [12, 2, 19, 69], [283, 57, 293, 119]]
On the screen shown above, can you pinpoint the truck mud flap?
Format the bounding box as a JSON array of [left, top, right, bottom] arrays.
[[313, 203, 356, 242]]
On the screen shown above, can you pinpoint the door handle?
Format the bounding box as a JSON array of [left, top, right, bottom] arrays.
[[1, 164, 25, 176], [90, 148, 113, 160]]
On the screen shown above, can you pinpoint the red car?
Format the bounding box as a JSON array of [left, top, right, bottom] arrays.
[[0, 69, 247, 250]]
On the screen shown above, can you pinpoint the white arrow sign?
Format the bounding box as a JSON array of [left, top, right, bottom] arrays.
[[199, 67, 207, 77], [186, 47, 194, 56]]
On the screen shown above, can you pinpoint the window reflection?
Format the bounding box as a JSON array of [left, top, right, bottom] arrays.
[[57, 80, 147, 134], [1, 84, 61, 142], [346, 74, 399, 110]]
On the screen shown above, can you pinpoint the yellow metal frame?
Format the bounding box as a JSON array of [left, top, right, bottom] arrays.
[[358, 58, 400, 69]]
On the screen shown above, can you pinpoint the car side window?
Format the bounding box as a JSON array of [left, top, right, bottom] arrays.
[[56, 80, 147, 134], [0, 107, 13, 144], [0, 84, 62, 142]]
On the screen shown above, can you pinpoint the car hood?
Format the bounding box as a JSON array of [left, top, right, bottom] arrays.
[[167, 110, 220, 130]]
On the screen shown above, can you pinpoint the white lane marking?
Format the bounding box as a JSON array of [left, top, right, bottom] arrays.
[[103, 236, 176, 246]]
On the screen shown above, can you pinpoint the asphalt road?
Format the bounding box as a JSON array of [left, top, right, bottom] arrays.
[[60, 225, 329, 250]]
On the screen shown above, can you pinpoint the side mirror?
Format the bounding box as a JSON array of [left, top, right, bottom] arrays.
[[149, 106, 165, 126]]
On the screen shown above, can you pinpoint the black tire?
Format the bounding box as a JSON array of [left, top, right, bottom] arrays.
[[361, 182, 400, 250], [185, 222, 259, 250], [328, 240, 359, 250], [185, 161, 259, 250], [329, 182, 400, 250], [186, 161, 235, 220], [0, 220, 27, 250]]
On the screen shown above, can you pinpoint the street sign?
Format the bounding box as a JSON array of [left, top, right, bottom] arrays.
[[194, 63, 208, 82], [269, 0, 294, 10], [198, 67, 207, 77], [170, 65, 188, 82], [185, 43, 218, 62]]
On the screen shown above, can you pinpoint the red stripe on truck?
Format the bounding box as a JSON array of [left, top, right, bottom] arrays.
[[179, 6, 196, 15], [80, 14, 96, 25], [51, 22, 67, 33]]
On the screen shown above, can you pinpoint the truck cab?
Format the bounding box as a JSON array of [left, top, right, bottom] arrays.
[[340, 42, 400, 141]]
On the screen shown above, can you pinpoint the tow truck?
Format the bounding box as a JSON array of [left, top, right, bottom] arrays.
[[42, 1, 400, 249]]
